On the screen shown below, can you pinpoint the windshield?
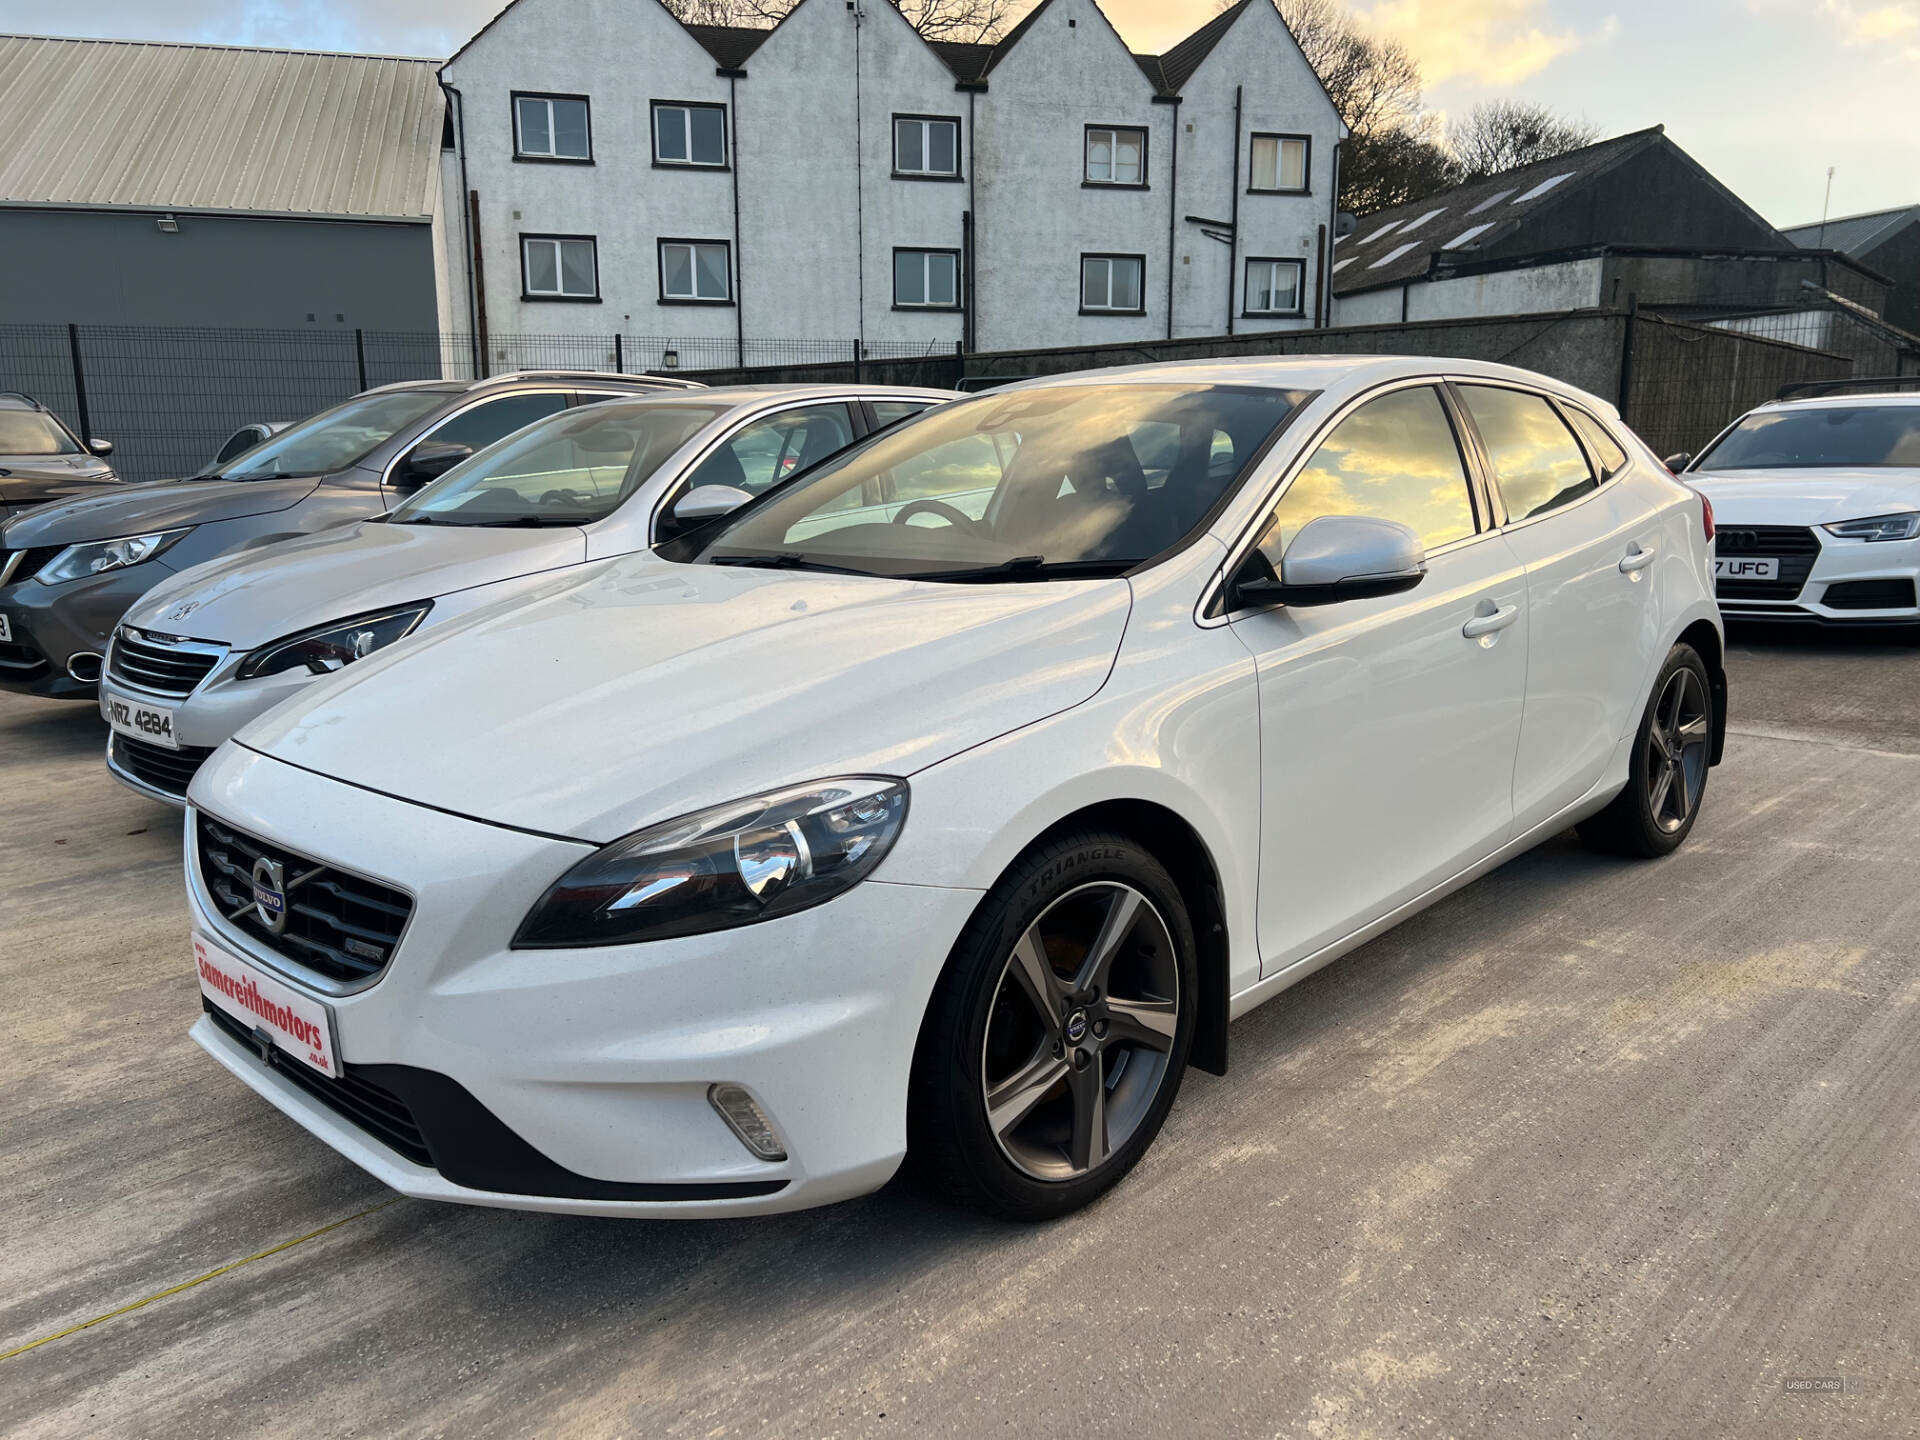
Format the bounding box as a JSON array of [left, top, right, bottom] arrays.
[[214, 389, 454, 480], [1695, 405, 1920, 471], [390, 402, 728, 526], [685, 383, 1311, 580], [0, 409, 81, 456]]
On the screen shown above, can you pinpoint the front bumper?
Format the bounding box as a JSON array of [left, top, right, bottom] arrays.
[[1715, 525, 1920, 626], [185, 744, 982, 1218], [0, 563, 176, 697], [99, 663, 310, 806]]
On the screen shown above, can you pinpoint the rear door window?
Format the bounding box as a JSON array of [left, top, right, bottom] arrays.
[[1565, 406, 1630, 479], [1457, 385, 1597, 521]]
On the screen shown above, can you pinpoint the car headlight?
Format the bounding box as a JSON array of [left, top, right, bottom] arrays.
[[514, 777, 909, 948], [236, 603, 432, 680], [36, 529, 188, 586], [1823, 512, 1920, 542]]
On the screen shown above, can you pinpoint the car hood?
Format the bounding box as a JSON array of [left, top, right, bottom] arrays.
[[1687, 468, 1920, 526], [238, 556, 1133, 843], [0, 455, 117, 502], [0, 473, 322, 547], [125, 520, 589, 646]]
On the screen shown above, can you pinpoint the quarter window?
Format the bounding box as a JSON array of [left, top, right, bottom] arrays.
[[514, 94, 590, 160], [1244, 258, 1305, 316], [521, 236, 598, 299], [1566, 406, 1630, 478], [894, 117, 959, 177], [1085, 127, 1146, 186], [869, 399, 935, 429], [1249, 134, 1309, 193], [653, 102, 728, 167], [1457, 385, 1597, 520], [1081, 255, 1144, 314], [659, 240, 732, 303], [894, 250, 960, 309], [1261, 385, 1477, 555]]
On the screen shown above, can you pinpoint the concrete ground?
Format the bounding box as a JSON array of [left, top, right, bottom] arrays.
[[3, 626, 1918, 1438]]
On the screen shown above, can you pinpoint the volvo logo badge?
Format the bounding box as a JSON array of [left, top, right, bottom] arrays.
[[250, 856, 288, 934], [1064, 1010, 1089, 1043]]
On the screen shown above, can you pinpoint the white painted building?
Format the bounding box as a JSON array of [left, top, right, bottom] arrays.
[[436, 0, 1344, 362]]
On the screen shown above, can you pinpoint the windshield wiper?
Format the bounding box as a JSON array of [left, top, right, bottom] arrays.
[[909, 556, 1136, 583], [706, 551, 877, 576]]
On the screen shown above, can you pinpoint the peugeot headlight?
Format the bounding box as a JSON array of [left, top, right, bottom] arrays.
[[37, 529, 188, 586], [1823, 512, 1920, 542], [514, 777, 909, 948], [237, 603, 432, 680]]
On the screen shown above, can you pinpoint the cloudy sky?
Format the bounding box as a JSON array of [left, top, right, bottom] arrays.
[[6, 0, 1916, 225]]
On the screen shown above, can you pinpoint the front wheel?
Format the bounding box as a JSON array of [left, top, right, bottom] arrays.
[[908, 831, 1197, 1220], [1579, 642, 1714, 858]]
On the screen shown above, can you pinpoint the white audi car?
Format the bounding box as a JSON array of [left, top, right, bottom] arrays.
[[185, 357, 1724, 1221], [1678, 385, 1920, 625], [101, 385, 953, 803]]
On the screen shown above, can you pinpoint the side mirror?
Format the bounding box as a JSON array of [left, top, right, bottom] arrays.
[[1233, 515, 1426, 609], [671, 483, 754, 524], [87, 438, 114, 457], [396, 440, 473, 489], [1663, 452, 1693, 473]]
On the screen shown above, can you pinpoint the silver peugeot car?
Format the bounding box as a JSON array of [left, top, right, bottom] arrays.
[[102, 384, 954, 803]]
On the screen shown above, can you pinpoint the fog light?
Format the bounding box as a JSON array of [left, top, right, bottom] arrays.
[[708, 1083, 787, 1161]]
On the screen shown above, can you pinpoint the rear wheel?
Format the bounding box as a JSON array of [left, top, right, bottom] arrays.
[[1579, 643, 1714, 858], [909, 831, 1197, 1220]]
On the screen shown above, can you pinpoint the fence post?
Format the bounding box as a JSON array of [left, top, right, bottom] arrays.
[[66, 323, 92, 445], [354, 328, 368, 391], [614, 333, 624, 374], [954, 339, 965, 389], [1616, 293, 1638, 417], [852, 339, 862, 384]]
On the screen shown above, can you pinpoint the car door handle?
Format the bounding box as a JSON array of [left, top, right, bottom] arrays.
[[1462, 603, 1520, 639], [1619, 545, 1655, 574]]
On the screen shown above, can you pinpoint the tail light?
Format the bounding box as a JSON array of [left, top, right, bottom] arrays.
[[1700, 493, 1715, 543]]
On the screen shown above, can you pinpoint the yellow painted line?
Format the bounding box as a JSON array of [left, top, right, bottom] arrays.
[[0, 1199, 398, 1363]]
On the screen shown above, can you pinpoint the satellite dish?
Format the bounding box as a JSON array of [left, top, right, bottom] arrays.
[[1334, 212, 1358, 239]]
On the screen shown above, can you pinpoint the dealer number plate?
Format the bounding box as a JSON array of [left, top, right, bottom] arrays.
[[1714, 557, 1779, 580], [106, 694, 180, 749], [195, 933, 340, 1078]]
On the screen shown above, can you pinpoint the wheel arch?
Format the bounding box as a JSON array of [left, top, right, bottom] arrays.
[[1677, 617, 1728, 765], [1024, 800, 1231, 1077]]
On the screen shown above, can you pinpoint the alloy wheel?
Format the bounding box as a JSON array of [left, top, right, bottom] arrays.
[[1646, 667, 1711, 833], [980, 881, 1181, 1182]]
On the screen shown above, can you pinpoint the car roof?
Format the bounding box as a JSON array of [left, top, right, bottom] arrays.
[[978, 354, 1622, 416], [0, 391, 51, 412], [355, 372, 705, 399], [585, 383, 961, 408], [1750, 392, 1920, 415]]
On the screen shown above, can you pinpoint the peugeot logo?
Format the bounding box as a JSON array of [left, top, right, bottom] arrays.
[[250, 856, 288, 934], [163, 600, 201, 622]]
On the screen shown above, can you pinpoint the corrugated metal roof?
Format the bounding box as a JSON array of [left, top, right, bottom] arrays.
[[0, 34, 444, 221], [1782, 205, 1920, 257]]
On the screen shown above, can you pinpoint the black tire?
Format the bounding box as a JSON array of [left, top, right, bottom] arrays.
[[1578, 642, 1714, 858], [908, 829, 1198, 1221]]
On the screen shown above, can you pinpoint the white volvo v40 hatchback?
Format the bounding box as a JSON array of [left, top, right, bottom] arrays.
[[1677, 383, 1920, 626], [185, 357, 1724, 1220]]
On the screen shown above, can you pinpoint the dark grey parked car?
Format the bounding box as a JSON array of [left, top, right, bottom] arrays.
[[0, 392, 122, 528], [0, 371, 701, 698]]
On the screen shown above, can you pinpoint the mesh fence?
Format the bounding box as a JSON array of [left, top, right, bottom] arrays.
[[0, 327, 957, 482]]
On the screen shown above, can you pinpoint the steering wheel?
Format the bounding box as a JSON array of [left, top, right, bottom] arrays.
[[892, 498, 976, 529], [540, 487, 595, 510]]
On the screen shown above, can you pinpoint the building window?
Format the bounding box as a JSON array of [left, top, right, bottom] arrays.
[[513, 93, 591, 161], [659, 239, 732, 303], [653, 101, 728, 168], [1080, 254, 1145, 314], [521, 235, 598, 300], [894, 116, 960, 178], [1085, 126, 1147, 187], [1248, 133, 1310, 193], [894, 249, 960, 310], [1244, 258, 1305, 317]]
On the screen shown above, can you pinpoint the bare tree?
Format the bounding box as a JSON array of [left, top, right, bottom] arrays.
[[659, 0, 1016, 41], [1448, 100, 1599, 180], [1272, 0, 1423, 140]]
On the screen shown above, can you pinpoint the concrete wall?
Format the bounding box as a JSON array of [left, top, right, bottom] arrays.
[[1333, 257, 1605, 326], [0, 208, 438, 328]]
